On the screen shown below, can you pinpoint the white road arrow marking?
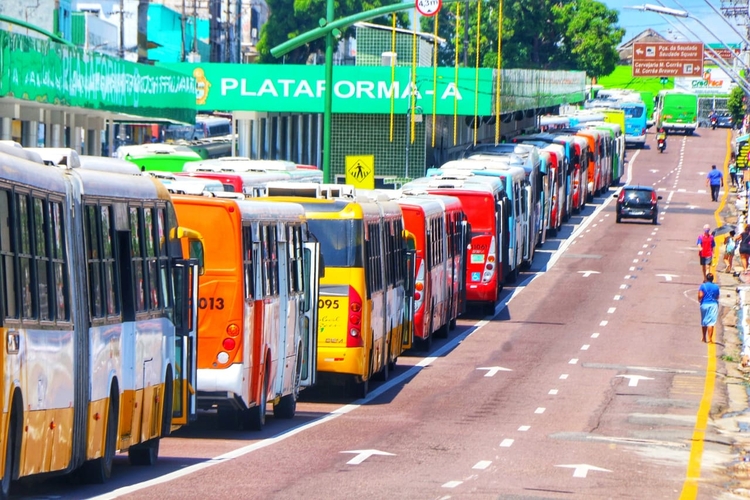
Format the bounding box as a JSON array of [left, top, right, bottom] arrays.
[[555, 464, 612, 478], [687, 206, 698, 210], [649, 169, 659, 173], [616, 374, 654, 387], [656, 274, 679, 282], [340, 449, 395, 465], [578, 270, 600, 278], [477, 366, 512, 377]]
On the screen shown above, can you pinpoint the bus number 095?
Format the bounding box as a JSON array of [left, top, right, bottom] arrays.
[[318, 299, 340, 309], [199, 297, 225, 310]]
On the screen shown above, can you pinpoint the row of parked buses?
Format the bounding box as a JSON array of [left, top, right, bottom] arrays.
[[0, 110, 627, 491]]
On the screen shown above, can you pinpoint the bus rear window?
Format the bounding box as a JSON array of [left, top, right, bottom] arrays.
[[308, 219, 363, 268], [624, 106, 644, 118], [458, 194, 496, 232]]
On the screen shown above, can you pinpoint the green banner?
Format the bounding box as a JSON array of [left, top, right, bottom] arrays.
[[159, 63, 494, 115], [0, 30, 196, 123]]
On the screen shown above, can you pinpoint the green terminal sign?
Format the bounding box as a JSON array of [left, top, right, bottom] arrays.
[[159, 63, 494, 116], [0, 30, 196, 123]]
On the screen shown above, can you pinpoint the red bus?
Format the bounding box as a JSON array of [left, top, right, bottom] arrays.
[[392, 194, 467, 349], [402, 175, 506, 315]]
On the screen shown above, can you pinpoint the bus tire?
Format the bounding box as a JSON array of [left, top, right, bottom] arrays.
[[161, 367, 173, 437], [274, 348, 301, 419], [0, 399, 17, 500], [82, 389, 118, 483], [449, 317, 457, 330], [507, 265, 518, 284], [127, 438, 159, 466], [245, 368, 267, 431]]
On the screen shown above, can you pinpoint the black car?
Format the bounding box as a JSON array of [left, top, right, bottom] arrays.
[[614, 186, 661, 224]]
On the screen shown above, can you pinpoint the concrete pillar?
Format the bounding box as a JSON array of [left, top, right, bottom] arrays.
[[0, 117, 11, 141], [297, 115, 304, 164], [238, 119, 250, 158], [107, 119, 115, 157], [23, 121, 39, 147], [264, 116, 271, 159]]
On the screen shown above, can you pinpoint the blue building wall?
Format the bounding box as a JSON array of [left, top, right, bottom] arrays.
[[147, 4, 209, 63]]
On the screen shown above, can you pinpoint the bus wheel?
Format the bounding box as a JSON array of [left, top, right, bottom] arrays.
[[436, 320, 449, 339], [128, 438, 160, 466], [449, 317, 457, 330], [245, 370, 267, 431], [274, 350, 301, 419], [507, 265, 518, 284], [83, 395, 118, 483], [1, 408, 16, 499], [484, 302, 496, 316], [375, 356, 390, 382]]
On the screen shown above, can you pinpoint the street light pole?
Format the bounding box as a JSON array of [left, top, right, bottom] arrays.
[[322, 0, 334, 183]]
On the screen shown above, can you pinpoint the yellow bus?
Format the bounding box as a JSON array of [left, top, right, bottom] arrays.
[[251, 184, 414, 397]]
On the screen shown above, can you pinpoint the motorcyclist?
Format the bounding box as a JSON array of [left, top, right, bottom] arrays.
[[709, 110, 718, 127], [657, 127, 667, 150]]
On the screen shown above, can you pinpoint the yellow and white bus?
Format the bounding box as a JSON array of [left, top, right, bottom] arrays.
[[252, 184, 414, 397], [0, 142, 199, 493]]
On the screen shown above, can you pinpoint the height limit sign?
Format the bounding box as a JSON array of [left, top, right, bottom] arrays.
[[416, 0, 442, 16]]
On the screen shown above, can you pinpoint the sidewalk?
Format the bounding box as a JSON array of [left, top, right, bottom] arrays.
[[711, 182, 750, 498]]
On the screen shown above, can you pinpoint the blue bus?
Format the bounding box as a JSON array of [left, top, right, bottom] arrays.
[[619, 101, 648, 147]]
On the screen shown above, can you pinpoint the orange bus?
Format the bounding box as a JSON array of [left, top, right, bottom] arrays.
[[172, 196, 319, 429]]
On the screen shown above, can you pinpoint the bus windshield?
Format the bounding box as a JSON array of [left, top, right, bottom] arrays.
[[308, 219, 364, 268]]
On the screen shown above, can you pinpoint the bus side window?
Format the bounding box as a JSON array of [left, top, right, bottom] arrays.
[[242, 225, 254, 300]]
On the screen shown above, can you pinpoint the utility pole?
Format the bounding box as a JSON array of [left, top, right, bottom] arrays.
[[119, 0, 125, 58]]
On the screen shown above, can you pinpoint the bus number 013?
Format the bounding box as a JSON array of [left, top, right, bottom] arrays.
[[199, 297, 225, 310]]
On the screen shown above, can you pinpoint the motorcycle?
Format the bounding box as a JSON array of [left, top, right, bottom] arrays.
[[711, 116, 718, 130], [657, 138, 666, 153]]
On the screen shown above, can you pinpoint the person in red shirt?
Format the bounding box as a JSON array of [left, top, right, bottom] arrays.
[[697, 224, 715, 281]]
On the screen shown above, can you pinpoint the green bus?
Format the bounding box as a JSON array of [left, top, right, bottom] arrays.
[[654, 90, 699, 135], [116, 143, 203, 172]]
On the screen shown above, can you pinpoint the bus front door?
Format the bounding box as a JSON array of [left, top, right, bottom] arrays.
[[171, 259, 199, 427], [300, 240, 320, 387]]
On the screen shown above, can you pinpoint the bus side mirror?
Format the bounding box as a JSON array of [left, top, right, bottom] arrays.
[[189, 238, 205, 276]]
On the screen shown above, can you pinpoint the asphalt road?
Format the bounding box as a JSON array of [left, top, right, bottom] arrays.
[[17, 128, 735, 500]]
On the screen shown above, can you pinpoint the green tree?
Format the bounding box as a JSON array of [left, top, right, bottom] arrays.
[[728, 85, 746, 128], [257, 0, 408, 64], [552, 0, 624, 78], [420, 0, 623, 76]]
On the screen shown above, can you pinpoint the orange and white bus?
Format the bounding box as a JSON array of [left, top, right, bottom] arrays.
[[172, 196, 319, 429], [252, 184, 414, 397], [0, 143, 200, 493], [392, 193, 467, 349]]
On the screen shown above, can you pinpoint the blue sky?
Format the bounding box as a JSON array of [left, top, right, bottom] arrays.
[[601, 0, 745, 46]]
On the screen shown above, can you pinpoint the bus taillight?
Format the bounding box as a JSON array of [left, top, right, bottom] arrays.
[[483, 236, 497, 282], [347, 286, 364, 348], [226, 324, 240, 336], [414, 259, 425, 309]]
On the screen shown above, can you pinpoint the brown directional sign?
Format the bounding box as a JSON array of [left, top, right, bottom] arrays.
[[632, 42, 704, 77]]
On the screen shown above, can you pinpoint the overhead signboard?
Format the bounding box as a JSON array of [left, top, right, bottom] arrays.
[[707, 47, 741, 62], [632, 42, 704, 77]]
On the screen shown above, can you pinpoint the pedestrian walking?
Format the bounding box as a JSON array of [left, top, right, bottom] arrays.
[[722, 230, 737, 272], [698, 273, 720, 343], [730, 154, 739, 189], [737, 224, 750, 273], [706, 164, 724, 202], [697, 224, 715, 281]]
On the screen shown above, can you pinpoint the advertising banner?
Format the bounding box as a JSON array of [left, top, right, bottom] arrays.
[[674, 67, 736, 95]]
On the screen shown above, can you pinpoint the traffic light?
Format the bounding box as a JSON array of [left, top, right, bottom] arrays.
[[660, 77, 669, 85]]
